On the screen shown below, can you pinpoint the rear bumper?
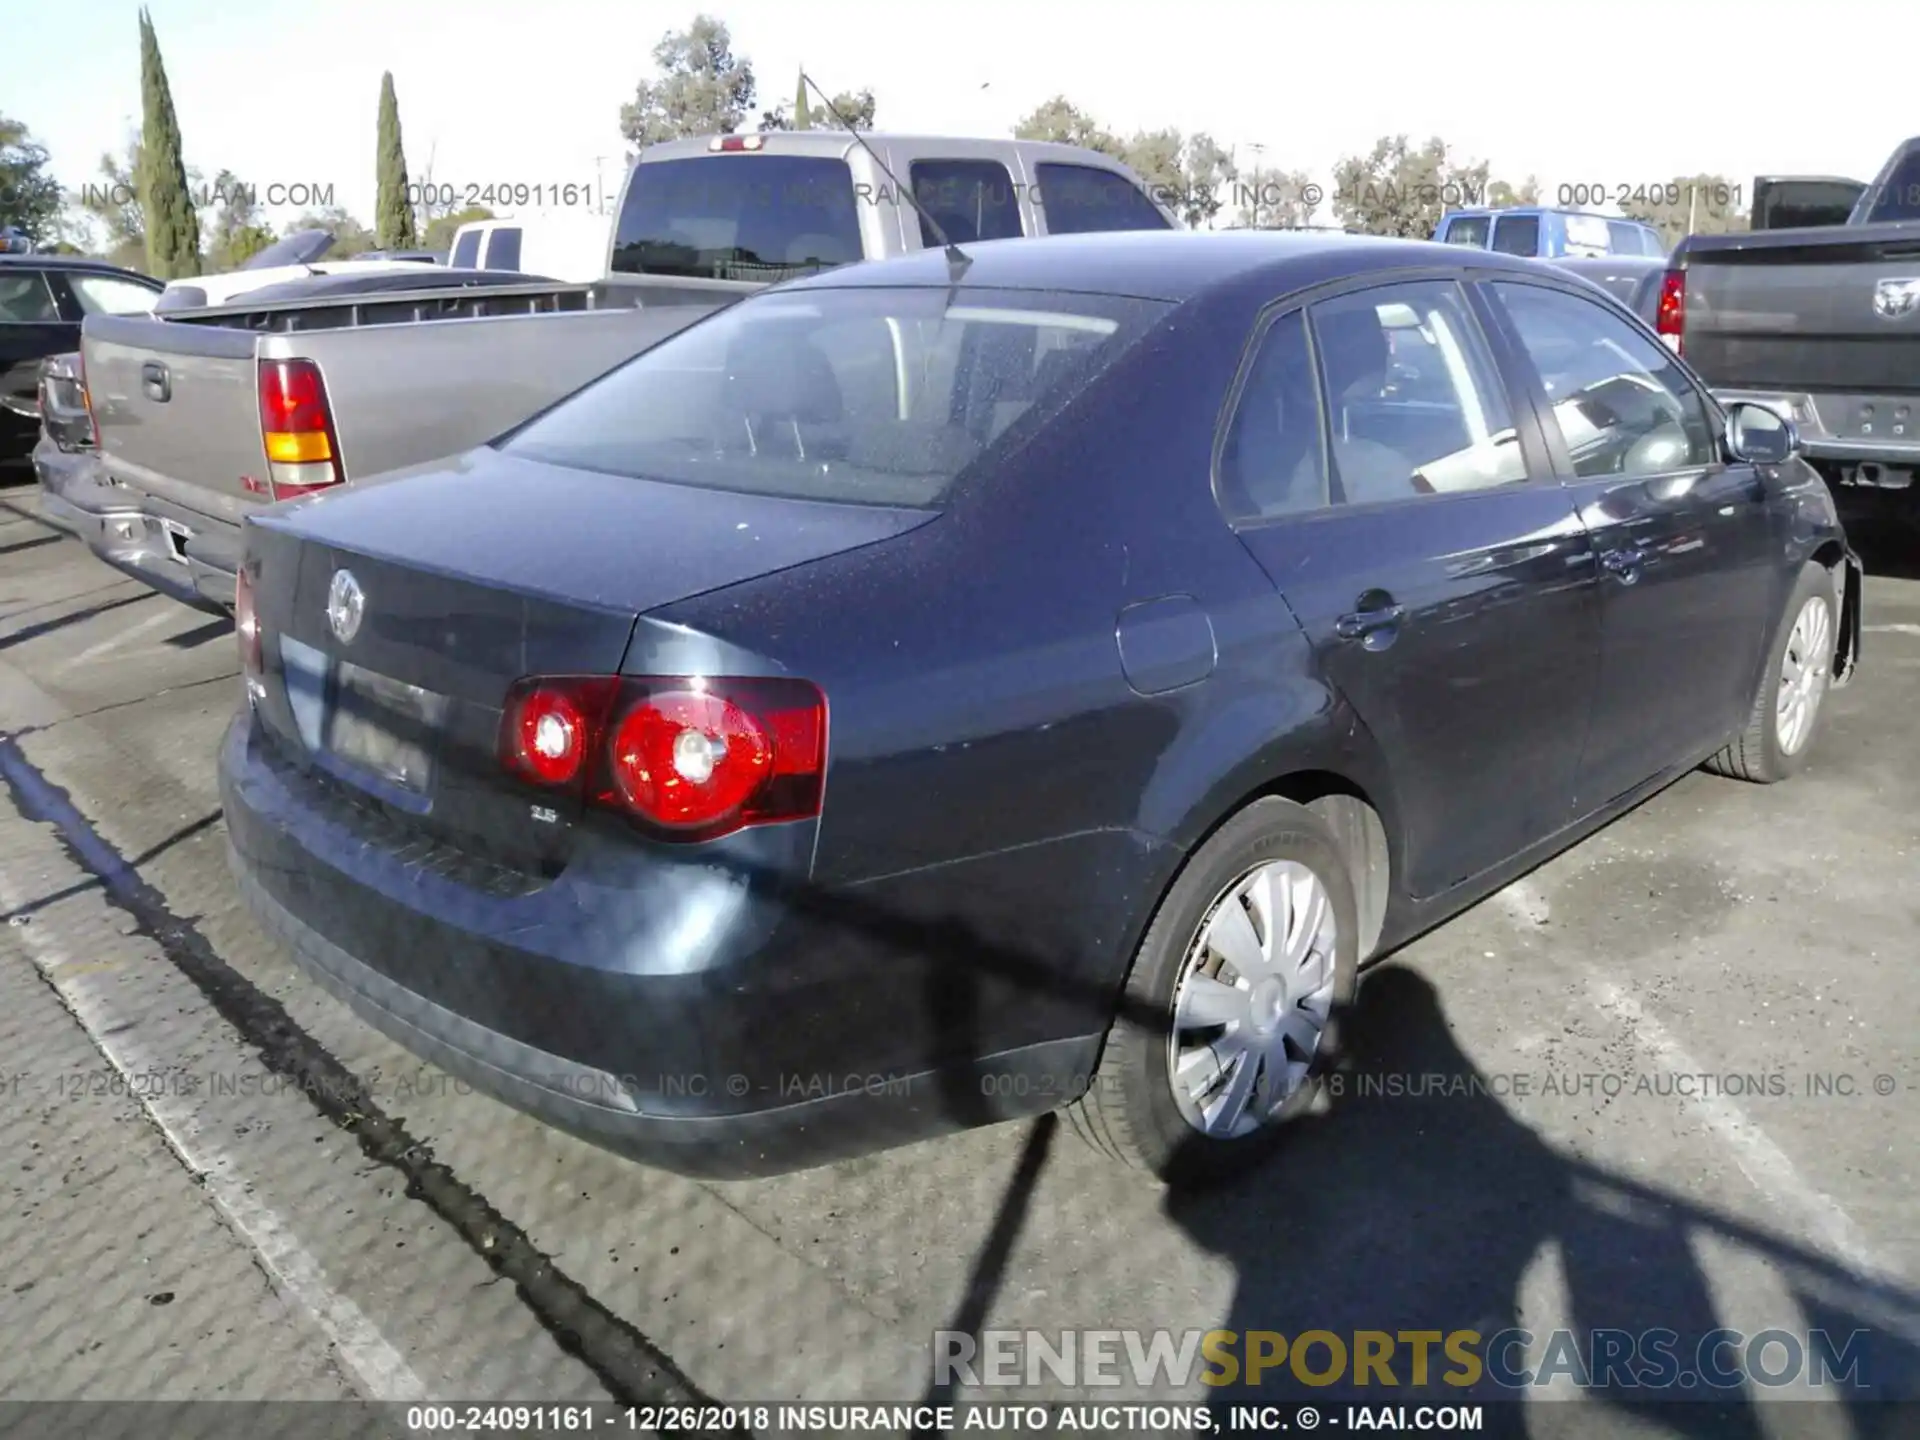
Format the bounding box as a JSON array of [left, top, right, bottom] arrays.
[[1714, 390, 1920, 473], [218, 710, 1120, 1178], [34, 441, 239, 613]]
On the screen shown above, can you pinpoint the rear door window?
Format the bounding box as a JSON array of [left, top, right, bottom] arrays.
[[450, 230, 482, 267], [1217, 310, 1329, 521], [1031, 163, 1171, 235], [908, 159, 1023, 247], [485, 228, 523, 271], [67, 273, 160, 314], [1605, 220, 1641, 254], [1309, 280, 1528, 503], [1441, 215, 1490, 247], [1863, 148, 1920, 222], [612, 155, 864, 281], [1489, 213, 1541, 256], [0, 272, 59, 322]]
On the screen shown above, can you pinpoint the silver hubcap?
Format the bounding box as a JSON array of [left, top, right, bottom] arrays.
[[1167, 859, 1338, 1140], [1776, 595, 1832, 756]]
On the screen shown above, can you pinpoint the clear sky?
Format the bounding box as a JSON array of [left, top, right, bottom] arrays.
[[6, 0, 1911, 234]]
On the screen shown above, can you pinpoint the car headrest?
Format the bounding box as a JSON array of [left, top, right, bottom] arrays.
[[724, 332, 844, 422], [1316, 306, 1389, 392]]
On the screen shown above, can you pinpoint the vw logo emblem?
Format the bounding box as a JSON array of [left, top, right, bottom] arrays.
[[327, 569, 364, 644], [1872, 277, 1920, 321]]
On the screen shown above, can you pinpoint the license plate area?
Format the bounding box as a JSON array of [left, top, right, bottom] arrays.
[[324, 663, 445, 795], [1838, 396, 1916, 442]]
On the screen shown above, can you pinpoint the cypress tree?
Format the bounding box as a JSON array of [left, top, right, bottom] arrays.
[[136, 7, 200, 278], [793, 70, 811, 130], [375, 72, 418, 249]]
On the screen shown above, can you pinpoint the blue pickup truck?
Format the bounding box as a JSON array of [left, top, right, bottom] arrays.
[[1434, 206, 1666, 258]]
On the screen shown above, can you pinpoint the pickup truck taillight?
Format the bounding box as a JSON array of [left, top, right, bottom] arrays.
[[76, 351, 101, 449], [1656, 269, 1685, 355], [258, 359, 344, 501]]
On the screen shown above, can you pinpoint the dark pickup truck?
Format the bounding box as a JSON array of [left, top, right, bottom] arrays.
[[1662, 137, 1920, 500]]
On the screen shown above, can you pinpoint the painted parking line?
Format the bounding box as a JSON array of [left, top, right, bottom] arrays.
[[1586, 977, 1892, 1282], [1864, 623, 1920, 636], [59, 608, 181, 668], [0, 805, 430, 1403]]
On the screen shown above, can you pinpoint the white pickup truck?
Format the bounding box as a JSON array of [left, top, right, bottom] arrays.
[[61, 131, 1174, 613]]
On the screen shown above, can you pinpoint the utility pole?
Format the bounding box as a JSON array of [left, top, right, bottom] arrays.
[[1247, 142, 1268, 229]]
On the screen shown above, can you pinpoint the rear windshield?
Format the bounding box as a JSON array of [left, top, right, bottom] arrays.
[[501, 285, 1170, 507], [1441, 216, 1489, 247], [1490, 214, 1541, 256], [1862, 149, 1920, 223], [612, 156, 864, 282], [1031, 164, 1171, 235]]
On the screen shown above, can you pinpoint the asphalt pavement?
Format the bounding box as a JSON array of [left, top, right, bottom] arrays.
[[0, 476, 1915, 1440]]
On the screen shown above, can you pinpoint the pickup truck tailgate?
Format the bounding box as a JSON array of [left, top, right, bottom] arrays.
[[83, 315, 265, 523], [1682, 224, 1920, 393]]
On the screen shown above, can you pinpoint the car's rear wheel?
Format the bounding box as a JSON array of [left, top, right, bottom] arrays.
[[1067, 797, 1359, 1184], [1705, 561, 1839, 784]]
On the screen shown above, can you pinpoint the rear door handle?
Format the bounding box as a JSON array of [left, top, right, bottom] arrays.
[[1335, 604, 1407, 640], [141, 361, 170, 402]]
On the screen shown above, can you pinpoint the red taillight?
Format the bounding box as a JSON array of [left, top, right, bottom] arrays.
[[258, 358, 343, 500], [235, 565, 262, 675], [1656, 269, 1685, 354], [708, 134, 764, 152], [498, 674, 826, 840], [502, 677, 618, 788]]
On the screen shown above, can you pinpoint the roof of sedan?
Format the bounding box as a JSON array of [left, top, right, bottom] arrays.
[[0, 254, 163, 283], [779, 229, 1546, 303]]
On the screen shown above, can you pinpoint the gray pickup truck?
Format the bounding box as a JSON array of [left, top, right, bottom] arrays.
[[1664, 136, 1920, 504], [62, 131, 1172, 613]]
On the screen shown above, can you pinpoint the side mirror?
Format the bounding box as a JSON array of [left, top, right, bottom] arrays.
[[1724, 400, 1799, 466]]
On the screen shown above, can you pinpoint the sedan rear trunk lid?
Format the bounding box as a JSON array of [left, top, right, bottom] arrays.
[[243, 447, 935, 868]]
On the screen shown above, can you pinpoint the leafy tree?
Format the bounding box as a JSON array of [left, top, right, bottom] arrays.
[[1332, 135, 1489, 238], [760, 79, 876, 134], [619, 16, 756, 147], [0, 115, 63, 244], [1487, 175, 1541, 208], [1167, 133, 1234, 228], [1014, 100, 1233, 227], [284, 207, 375, 257], [422, 204, 492, 254], [136, 7, 200, 277], [1013, 97, 1121, 155], [1620, 174, 1747, 247], [1236, 166, 1316, 229], [375, 72, 419, 249], [205, 169, 274, 270], [75, 138, 146, 268]]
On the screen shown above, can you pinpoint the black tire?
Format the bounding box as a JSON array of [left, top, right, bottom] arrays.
[[1067, 797, 1360, 1185], [1705, 561, 1839, 784]]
